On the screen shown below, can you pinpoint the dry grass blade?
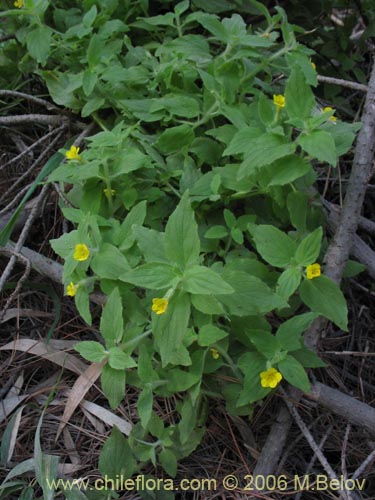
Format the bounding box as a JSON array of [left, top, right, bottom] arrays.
[[80, 399, 133, 436], [0, 338, 88, 375], [0, 308, 53, 323], [56, 360, 106, 440], [0, 396, 27, 423], [3, 405, 25, 464]]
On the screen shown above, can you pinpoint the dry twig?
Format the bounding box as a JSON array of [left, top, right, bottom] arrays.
[[317, 74, 368, 93]]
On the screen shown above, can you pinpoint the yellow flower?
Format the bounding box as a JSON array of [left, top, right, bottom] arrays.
[[310, 59, 316, 70], [151, 298, 169, 315], [273, 94, 286, 109], [65, 145, 82, 161], [260, 367, 283, 389], [73, 243, 90, 262], [306, 263, 321, 280], [210, 348, 220, 360], [103, 188, 116, 197], [323, 106, 337, 122], [14, 0, 24, 7], [66, 282, 78, 297]]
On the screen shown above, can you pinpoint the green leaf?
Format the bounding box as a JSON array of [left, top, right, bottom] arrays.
[[99, 426, 135, 479], [112, 148, 148, 175], [223, 209, 236, 228], [153, 94, 200, 118], [219, 271, 287, 316], [276, 312, 317, 351], [87, 34, 103, 68], [82, 5, 97, 27], [26, 27, 52, 65], [157, 125, 195, 153], [295, 227, 323, 266], [165, 192, 200, 269], [300, 275, 348, 331], [190, 294, 225, 314], [287, 191, 307, 232], [196, 13, 228, 41], [165, 368, 200, 392], [81, 97, 105, 118], [298, 130, 337, 167], [231, 227, 243, 244], [133, 225, 168, 263], [100, 287, 124, 347], [292, 347, 327, 368], [121, 263, 180, 289], [237, 352, 269, 405], [276, 267, 302, 300], [278, 355, 311, 392], [116, 201, 147, 250], [39, 71, 81, 109], [239, 136, 296, 178], [324, 121, 361, 157], [267, 156, 311, 186], [250, 330, 281, 359], [285, 66, 315, 120], [74, 287, 91, 325], [198, 325, 228, 346], [252, 225, 297, 267], [342, 260, 366, 278], [181, 265, 234, 295], [74, 341, 107, 363], [91, 243, 130, 279], [153, 291, 191, 367], [204, 225, 228, 239], [108, 347, 137, 370], [101, 364, 126, 409], [223, 127, 263, 155], [159, 449, 177, 477], [258, 93, 275, 126], [175, 0, 190, 16], [137, 385, 153, 429]]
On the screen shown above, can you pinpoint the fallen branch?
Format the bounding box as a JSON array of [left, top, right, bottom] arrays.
[[305, 382, 375, 437], [1, 242, 105, 306], [317, 74, 368, 93], [0, 89, 64, 114], [0, 114, 68, 126], [326, 204, 375, 280]]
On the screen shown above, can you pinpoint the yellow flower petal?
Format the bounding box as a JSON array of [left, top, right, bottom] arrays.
[[151, 298, 169, 315], [310, 60, 316, 70], [273, 94, 286, 109], [66, 282, 78, 297], [14, 0, 24, 7], [65, 145, 82, 160], [260, 367, 283, 388], [210, 348, 220, 360], [323, 106, 337, 122], [73, 243, 90, 262], [306, 263, 321, 280], [103, 188, 116, 197]]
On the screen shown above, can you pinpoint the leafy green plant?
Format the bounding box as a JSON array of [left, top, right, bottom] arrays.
[[2, 0, 360, 491]]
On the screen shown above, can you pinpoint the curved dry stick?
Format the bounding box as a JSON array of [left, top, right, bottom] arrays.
[[254, 58, 375, 482], [0, 114, 68, 126], [317, 74, 368, 93]]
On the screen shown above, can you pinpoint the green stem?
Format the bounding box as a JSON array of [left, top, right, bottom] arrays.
[[213, 345, 243, 380], [239, 45, 293, 93]]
